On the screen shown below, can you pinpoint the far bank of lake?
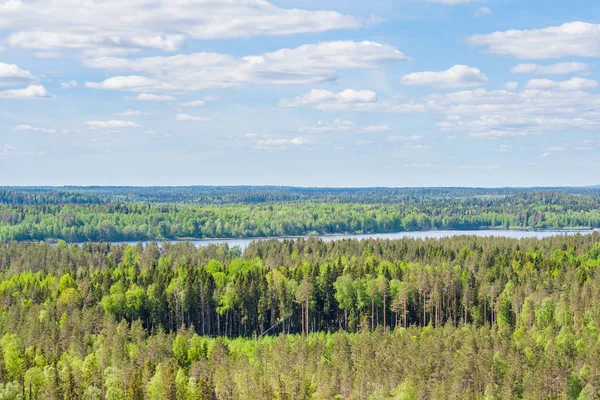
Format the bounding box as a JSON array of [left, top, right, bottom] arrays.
[[93, 229, 598, 250]]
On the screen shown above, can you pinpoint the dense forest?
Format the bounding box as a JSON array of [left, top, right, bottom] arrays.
[[2, 188, 600, 242], [1, 234, 600, 398], [4, 186, 600, 205]]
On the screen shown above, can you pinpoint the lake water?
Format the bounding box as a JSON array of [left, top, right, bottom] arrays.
[[105, 229, 598, 250]]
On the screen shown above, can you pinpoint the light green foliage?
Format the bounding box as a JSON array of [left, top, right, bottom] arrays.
[[390, 380, 418, 400], [173, 334, 188, 368], [0, 234, 599, 398], [1, 334, 24, 381]]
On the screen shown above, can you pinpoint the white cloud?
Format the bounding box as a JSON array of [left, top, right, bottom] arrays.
[[467, 22, 600, 59], [400, 65, 488, 89], [280, 89, 377, 107], [511, 62, 591, 75], [257, 137, 308, 146], [525, 77, 598, 90], [284, 84, 600, 141], [12, 124, 56, 133], [254, 136, 312, 150], [0, 0, 364, 54], [85, 41, 407, 91], [0, 62, 36, 86], [0, 144, 45, 157], [34, 51, 61, 58], [85, 75, 173, 91], [468, 130, 529, 139], [473, 7, 492, 17], [0, 84, 49, 99], [60, 80, 77, 89], [459, 164, 500, 170], [503, 82, 518, 91], [403, 163, 434, 168], [539, 140, 600, 156], [279, 89, 427, 113], [180, 100, 206, 107], [386, 135, 424, 142], [116, 109, 146, 116], [542, 146, 567, 157], [129, 93, 175, 101], [84, 120, 141, 129], [0, 144, 16, 156], [299, 119, 390, 134], [427, 88, 600, 138], [175, 114, 211, 121]]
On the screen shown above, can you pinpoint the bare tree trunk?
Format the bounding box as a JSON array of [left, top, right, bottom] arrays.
[[301, 303, 305, 335], [371, 299, 375, 331], [306, 297, 309, 335], [383, 295, 387, 331]]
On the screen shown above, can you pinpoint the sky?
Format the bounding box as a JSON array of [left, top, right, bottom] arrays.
[[1, 0, 600, 187]]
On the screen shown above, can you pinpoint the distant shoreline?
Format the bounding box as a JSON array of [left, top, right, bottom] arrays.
[[30, 227, 599, 246]]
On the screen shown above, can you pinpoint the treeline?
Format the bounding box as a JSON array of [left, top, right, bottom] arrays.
[[0, 235, 600, 397], [2, 192, 600, 242], [3, 186, 600, 205]]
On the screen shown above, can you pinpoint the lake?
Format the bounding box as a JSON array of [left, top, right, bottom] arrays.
[[104, 229, 598, 250]]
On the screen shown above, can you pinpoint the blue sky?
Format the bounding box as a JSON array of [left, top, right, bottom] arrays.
[[1, 0, 599, 187]]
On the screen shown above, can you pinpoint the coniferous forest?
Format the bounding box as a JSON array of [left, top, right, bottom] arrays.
[[1, 188, 600, 398]]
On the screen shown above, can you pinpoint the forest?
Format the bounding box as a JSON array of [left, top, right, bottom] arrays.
[[0, 233, 600, 398], [2, 188, 600, 242], [2, 187, 600, 399]]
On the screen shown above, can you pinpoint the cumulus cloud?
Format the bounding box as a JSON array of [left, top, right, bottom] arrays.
[[401, 65, 488, 89], [12, 124, 56, 133], [403, 163, 435, 168], [511, 62, 591, 75], [299, 119, 390, 134], [60, 80, 77, 89], [427, 88, 600, 139], [0, 0, 364, 54], [116, 109, 146, 116], [85, 75, 173, 91], [84, 41, 407, 91], [0, 144, 16, 156], [84, 120, 140, 129], [542, 146, 567, 157], [180, 100, 206, 108], [0, 144, 45, 157], [129, 93, 176, 101], [280, 89, 377, 107], [175, 114, 211, 121], [0, 84, 49, 99], [0, 62, 36, 86], [386, 135, 424, 142], [467, 22, 600, 59], [253, 136, 312, 150], [279, 89, 427, 113], [468, 130, 529, 139], [473, 7, 492, 17], [283, 84, 600, 141], [525, 77, 598, 90]]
